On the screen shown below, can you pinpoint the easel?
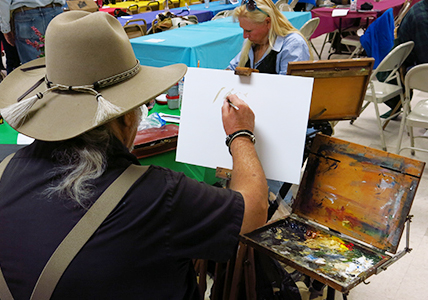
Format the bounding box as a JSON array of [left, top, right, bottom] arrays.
[[194, 66, 260, 300], [194, 60, 376, 299]]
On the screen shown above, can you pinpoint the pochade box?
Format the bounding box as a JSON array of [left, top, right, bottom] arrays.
[[241, 133, 425, 294]]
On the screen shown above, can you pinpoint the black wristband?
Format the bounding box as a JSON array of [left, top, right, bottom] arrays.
[[225, 130, 256, 154]]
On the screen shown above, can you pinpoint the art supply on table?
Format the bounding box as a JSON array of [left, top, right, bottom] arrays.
[[155, 94, 167, 105], [158, 113, 180, 123], [166, 83, 180, 110]]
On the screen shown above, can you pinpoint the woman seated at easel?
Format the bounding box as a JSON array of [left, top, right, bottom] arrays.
[[228, 0, 311, 75]]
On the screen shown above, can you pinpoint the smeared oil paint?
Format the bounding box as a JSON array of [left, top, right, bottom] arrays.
[[249, 219, 384, 285]]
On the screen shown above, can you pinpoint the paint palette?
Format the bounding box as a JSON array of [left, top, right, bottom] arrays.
[[242, 134, 425, 293]]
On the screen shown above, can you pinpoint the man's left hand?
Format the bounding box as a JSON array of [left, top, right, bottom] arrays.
[[4, 32, 15, 47]]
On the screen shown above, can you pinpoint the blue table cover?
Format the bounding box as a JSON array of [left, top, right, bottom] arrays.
[[131, 11, 311, 69]]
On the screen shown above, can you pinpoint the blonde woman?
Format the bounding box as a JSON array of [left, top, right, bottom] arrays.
[[228, 0, 311, 74]]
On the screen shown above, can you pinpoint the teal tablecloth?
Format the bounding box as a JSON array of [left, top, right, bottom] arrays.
[[131, 11, 312, 69]]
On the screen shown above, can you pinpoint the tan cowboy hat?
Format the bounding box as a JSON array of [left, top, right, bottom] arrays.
[[0, 11, 187, 141]]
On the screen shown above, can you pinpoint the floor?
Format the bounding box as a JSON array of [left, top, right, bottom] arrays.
[[309, 34, 428, 300]]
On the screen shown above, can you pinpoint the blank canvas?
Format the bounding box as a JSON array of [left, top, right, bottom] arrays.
[[176, 67, 313, 184]]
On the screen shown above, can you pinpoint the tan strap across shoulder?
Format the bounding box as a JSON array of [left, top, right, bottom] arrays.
[[0, 157, 149, 300]]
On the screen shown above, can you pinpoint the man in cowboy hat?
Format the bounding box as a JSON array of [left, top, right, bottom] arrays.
[[0, 11, 267, 299]]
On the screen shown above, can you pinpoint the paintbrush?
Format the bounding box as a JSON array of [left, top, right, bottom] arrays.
[[227, 99, 239, 111]]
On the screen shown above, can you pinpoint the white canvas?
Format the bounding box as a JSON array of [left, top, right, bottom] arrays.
[[176, 67, 313, 184]]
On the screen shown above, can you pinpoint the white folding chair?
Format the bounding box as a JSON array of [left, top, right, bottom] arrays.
[[340, 33, 364, 58], [299, 17, 320, 58], [276, 0, 299, 11], [396, 63, 428, 155], [212, 10, 233, 21], [351, 41, 414, 151]]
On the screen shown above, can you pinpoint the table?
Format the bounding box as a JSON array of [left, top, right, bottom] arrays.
[[117, 8, 213, 31], [185, 0, 240, 16], [0, 104, 217, 184], [311, 0, 407, 38], [100, 0, 176, 16], [130, 11, 312, 69]]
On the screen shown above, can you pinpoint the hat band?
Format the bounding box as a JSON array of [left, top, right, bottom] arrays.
[[4, 60, 141, 129], [45, 59, 141, 92]]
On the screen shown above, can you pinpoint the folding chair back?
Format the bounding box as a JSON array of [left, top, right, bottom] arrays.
[[299, 17, 320, 40], [396, 63, 428, 154], [124, 19, 147, 39], [370, 40, 414, 79]]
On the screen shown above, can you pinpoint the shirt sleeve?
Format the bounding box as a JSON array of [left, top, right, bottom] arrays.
[[276, 33, 310, 75], [0, 0, 12, 33], [397, 11, 416, 68], [165, 169, 245, 262], [228, 51, 241, 71]]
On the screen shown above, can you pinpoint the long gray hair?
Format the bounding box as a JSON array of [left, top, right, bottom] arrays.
[[44, 108, 141, 209], [43, 126, 112, 209]]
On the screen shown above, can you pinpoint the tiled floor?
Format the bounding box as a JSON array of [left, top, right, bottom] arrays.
[[309, 34, 428, 300]]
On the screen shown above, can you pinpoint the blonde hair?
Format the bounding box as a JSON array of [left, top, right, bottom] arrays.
[[233, 0, 311, 67]]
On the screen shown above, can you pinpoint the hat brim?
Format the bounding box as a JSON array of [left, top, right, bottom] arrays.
[[0, 58, 187, 141]]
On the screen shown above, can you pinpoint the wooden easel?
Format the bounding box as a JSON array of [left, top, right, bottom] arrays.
[[194, 166, 257, 300], [194, 61, 376, 299]]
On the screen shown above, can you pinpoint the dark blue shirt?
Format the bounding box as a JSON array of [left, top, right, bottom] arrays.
[[397, 0, 428, 70], [0, 138, 244, 299]]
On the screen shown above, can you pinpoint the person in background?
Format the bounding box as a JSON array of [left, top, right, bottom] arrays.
[[397, 0, 428, 72], [0, 0, 65, 63], [0, 31, 20, 74], [228, 0, 311, 74], [0, 11, 268, 299]]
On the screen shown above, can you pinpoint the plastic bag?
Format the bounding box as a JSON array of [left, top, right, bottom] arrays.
[[138, 105, 166, 131]]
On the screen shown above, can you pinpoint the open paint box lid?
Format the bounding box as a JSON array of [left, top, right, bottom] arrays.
[[242, 134, 425, 293], [291, 134, 424, 254]]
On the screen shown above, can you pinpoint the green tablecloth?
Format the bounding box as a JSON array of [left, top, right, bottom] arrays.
[[0, 105, 217, 184]]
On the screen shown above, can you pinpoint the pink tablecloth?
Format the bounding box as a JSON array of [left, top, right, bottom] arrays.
[[311, 0, 407, 38]]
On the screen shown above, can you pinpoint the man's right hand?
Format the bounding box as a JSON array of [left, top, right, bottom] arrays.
[[4, 32, 15, 47], [222, 94, 255, 136]]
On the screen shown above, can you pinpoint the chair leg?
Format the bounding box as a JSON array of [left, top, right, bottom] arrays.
[[310, 40, 321, 60], [243, 247, 257, 300], [373, 100, 387, 151], [228, 243, 248, 300], [409, 125, 415, 155], [396, 102, 408, 154], [348, 45, 362, 59]]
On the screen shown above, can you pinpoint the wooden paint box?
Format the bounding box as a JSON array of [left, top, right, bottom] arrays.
[[241, 134, 425, 293]]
